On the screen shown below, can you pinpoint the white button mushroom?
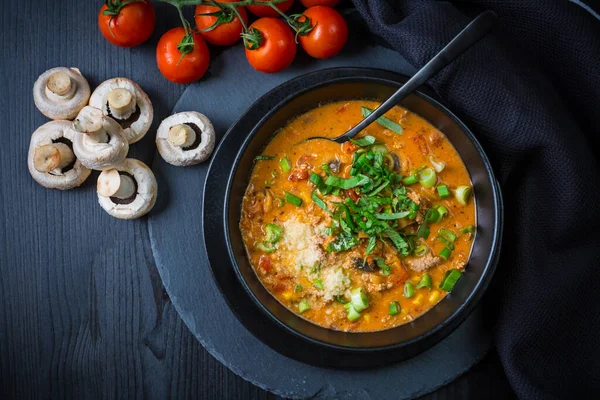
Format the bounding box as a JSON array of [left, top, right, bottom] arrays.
[[97, 159, 158, 219], [156, 112, 216, 166], [27, 120, 91, 190], [89, 78, 153, 144], [33, 67, 91, 120], [72, 106, 129, 171]]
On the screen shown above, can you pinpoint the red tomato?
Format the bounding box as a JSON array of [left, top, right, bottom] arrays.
[[156, 28, 210, 84], [195, 1, 248, 46], [258, 255, 272, 271], [288, 169, 309, 182], [98, 0, 156, 47], [245, 18, 296, 73], [298, 6, 348, 59], [300, 0, 341, 7], [247, 0, 294, 18]]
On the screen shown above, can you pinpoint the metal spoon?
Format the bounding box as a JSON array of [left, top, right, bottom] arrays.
[[305, 10, 497, 143]]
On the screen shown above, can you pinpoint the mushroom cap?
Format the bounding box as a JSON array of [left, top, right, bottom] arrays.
[[97, 158, 158, 219], [89, 78, 153, 144], [156, 112, 216, 167], [33, 67, 91, 120], [27, 120, 91, 190], [72, 106, 129, 171]]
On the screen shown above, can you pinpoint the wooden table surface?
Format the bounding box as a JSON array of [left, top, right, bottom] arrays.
[[0, 1, 515, 398]]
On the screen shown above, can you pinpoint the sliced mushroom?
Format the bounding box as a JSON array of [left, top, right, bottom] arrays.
[[27, 120, 91, 190], [89, 78, 153, 144], [72, 106, 129, 170], [97, 159, 157, 219], [352, 257, 378, 272], [33, 67, 91, 120], [156, 112, 216, 166]]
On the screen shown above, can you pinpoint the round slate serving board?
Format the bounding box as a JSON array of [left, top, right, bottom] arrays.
[[148, 23, 492, 399]]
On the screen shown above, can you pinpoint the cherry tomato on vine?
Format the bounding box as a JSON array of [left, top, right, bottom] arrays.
[[300, 0, 341, 7], [298, 6, 348, 59], [156, 28, 210, 84], [247, 0, 294, 18], [195, 0, 249, 46], [244, 18, 296, 73], [98, 0, 156, 47]]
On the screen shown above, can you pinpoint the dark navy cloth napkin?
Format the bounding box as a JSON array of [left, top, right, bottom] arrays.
[[351, 0, 600, 398]]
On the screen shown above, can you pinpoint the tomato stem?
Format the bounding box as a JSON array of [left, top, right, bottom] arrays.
[[241, 27, 263, 50], [265, 3, 315, 42]]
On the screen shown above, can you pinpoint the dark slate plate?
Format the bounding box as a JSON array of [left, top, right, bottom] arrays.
[[148, 27, 492, 399]]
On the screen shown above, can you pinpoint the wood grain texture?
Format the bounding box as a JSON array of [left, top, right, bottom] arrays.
[[0, 0, 513, 398]]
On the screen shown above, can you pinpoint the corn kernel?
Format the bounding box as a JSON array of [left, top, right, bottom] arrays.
[[363, 314, 371, 322], [282, 291, 293, 300], [429, 291, 440, 303], [413, 294, 423, 306]]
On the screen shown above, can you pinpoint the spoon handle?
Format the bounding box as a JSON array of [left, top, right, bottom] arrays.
[[336, 10, 497, 143]]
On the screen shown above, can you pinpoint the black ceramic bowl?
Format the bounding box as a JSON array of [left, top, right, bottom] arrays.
[[204, 67, 502, 367]]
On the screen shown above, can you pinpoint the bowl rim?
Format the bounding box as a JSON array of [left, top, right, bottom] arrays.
[[216, 67, 503, 352]]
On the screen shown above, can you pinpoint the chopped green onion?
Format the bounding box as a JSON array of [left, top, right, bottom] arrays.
[[255, 155, 274, 161], [416, 274, 432, 289], [321, 163, 333, 175], [371, 144, 389, 153], [437, 236, 455, 250], [361, 106, 403, 134], [312, 191, 332, 214], [439, 228, 458, 242], [313, 279, 324, 290], [350, 287, 369, 312], [265, 179, 274, 186], [374, 211, 410, 220], [350, 135, 377, 147], [416, 223, 430, 239], [425, 208, 440, 223], [298, 300, 311, 313], [279, 156, 292, 173], [428, 155, 446, 173], [439, 247, 451, 260], [344, 303, 361, 321], [264, 223, 281, 244], [455, 185, 472, 205], [439, 269, 462, 291], [403, 281, 415, 298], [274, 198, 285, 208], [336, 295, 348, 304], [271, 170, 279, 178], [403, 174, 419, 185], [414, 243, 429, 257], [418, 167, 437, 188], [389, 301, 401, 316], [256, 242, 276, 253], [436, 205, 448, 221], [437, 184, 450, 198], [294, 284, 303, 293], [461, 225, 475, 234], [285, 191, 303, 207]]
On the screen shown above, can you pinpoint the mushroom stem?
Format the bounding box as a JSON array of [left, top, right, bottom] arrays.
[[45, 71, 75, 101], [73, 106, 109, 143], [97, 169, 136, 199], [33, 143, 75, 173], [167, 124, 196, 148], [107, 88, 137, 120]]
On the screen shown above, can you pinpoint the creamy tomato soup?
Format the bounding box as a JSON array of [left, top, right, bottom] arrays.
[[240, 100, 475, 332]]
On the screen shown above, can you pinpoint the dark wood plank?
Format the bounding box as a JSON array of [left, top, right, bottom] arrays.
[[0, 1, 513, 399]]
